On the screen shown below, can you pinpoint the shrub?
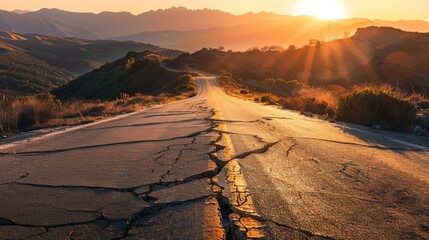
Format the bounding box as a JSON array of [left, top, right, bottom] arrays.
[[0, 93, 60, 131], [240, 89, 248, 95], [277, 87, 336, 116], [115, 100, 126, 106], [417, 109, 429, 130], [298, 88, 338, 107], [303, 98, 334, 116], [263, 78, 307, 95], [84, 104, 106, 116], [261, 95, 270, 103], [154, 93, 169, 103], [0, 100, 18, 133], [278, 97, 300, 110], [254, 97, 260, 102], [337, 88, 416, 130], [14, 97, 57, 129]]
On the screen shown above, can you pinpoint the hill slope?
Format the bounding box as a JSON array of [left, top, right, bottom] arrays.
[[167, 27, 429, 94], [0, 50, 73, 94], [0, 31, 182, 95], [53, 51, 196, 100]]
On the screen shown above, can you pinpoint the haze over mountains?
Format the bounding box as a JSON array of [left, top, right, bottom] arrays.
[[1, 7, 429, 51]]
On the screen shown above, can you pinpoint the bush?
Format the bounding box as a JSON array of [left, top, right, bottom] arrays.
[[417, 110, 429, 130], [303, 98, 334, 116], [0, 93, 60, 131], [14, 97, 56, 129], [84, 104, 106, 116], [240, 89, 248, 95], [188, 92, 197, 98], [337, 89, 416, 130], [254, 97, 260, 102], [261, 95, 270, 103], [277, 88, 336, 116], [263, 78, 307, 95], [0, 100, 18, 133]]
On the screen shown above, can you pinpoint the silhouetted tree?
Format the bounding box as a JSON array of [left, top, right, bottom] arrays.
[[343, 31, 351, 39], [288, 44, 297, 50]]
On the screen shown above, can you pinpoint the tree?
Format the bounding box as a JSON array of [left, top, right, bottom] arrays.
[[343, 31, 351, 39], [308, 39, 323, 46], [288, 44, 297, 51]]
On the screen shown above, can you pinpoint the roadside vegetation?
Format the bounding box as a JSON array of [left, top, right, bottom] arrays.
[[337, 88, 416, 130], [0, 92, 193, 136], [0, 51, 198, 137], [219, 73, 429, 133]]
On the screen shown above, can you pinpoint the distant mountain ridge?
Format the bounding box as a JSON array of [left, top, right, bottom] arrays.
[[0, 7, 274, 39], [1, 7, 429, 51]]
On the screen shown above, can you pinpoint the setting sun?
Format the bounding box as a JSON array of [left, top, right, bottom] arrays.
[[293, 0, 348, 19]]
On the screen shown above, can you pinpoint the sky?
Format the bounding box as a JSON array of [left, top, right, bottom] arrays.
[[1, 0, 428, 21]]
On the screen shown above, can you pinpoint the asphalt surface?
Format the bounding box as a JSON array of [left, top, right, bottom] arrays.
[[1, 76, 429, 239]]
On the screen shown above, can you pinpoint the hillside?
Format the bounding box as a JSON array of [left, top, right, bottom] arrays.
[[167, 27, 429, 95], [1, 8, 429, 51], [53, 51, 196, 100], [0, 31, 182, 95], [0, 50, 74, 94]]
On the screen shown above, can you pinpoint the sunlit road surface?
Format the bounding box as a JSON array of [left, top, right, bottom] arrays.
[[1, 76, 429, 239]]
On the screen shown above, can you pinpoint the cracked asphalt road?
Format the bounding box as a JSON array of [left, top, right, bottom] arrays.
[[1, 77, 429, 239]]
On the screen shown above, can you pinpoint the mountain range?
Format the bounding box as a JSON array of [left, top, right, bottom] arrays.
[[1, 7, 429, 51]]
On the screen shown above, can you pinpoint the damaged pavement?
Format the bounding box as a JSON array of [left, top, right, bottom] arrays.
[[0, 78, 278, 240], [1, 77, 429, 239]]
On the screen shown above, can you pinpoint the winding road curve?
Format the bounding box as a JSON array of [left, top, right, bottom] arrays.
[[0, 76, 428, 239]]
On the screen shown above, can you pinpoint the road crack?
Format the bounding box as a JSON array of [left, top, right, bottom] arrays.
[[255, 216, 336, 240], [298, 137, 427, 151], [286, 141, 298, 157], [206, 109, 268, 239], [0, 129, 211, 156]]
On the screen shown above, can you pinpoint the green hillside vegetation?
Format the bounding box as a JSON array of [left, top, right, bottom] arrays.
[[0, 50, 74, 94], [53, 51, 197, 100], [0, 31, 183, 96]]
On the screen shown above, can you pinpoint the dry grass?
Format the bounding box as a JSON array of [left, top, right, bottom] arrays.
[[219, 74, 338, 117], [220, 76, 429, 131], [0, 92, 194, 135]]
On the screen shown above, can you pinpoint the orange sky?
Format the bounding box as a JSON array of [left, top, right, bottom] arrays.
[[1, 0, 428, 21]]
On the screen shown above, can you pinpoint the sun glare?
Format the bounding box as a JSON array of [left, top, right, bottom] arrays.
[[293, 0, 348, 20]]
